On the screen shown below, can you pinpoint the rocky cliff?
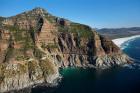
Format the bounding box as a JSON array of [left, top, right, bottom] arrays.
[[0, 7, 131, 92]]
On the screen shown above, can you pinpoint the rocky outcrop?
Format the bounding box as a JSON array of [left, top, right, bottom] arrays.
[[0, 59, 59, 93], [0, 7, 131, 92]]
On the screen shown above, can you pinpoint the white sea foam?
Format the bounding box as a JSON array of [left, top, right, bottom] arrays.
[[112, 35, 140, 49], [122, 64, 135, 69], [112, 35, 140, 69]]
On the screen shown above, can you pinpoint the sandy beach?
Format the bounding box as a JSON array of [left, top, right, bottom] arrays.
[[112, 35, 140, 48]]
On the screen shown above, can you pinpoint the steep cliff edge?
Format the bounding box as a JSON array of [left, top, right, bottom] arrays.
[[0, 7, 131, 92]]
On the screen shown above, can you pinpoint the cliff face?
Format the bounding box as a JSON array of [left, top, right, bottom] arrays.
[[0, 7, 131, 92]]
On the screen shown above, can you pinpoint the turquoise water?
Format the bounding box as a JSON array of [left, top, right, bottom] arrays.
[[32, 38, 140, 93]]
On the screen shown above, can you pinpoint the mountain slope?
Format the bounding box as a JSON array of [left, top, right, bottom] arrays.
[[0, 7, 131, 92], [97, 27, 140, 39]]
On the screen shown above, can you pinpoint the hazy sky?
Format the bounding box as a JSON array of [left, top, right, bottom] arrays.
[[0, 0, 140, 28]]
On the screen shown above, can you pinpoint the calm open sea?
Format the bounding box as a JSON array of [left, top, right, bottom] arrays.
[[32, 38, 140, 93]]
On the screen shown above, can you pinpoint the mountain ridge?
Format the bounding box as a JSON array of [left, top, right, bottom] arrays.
[[97, 27, 140, 39]]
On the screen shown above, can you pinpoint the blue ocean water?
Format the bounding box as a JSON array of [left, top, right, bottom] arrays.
[[32, 38, 140, 93]]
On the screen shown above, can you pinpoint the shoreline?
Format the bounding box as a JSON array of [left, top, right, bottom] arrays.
[[112, 35, 140, 48]]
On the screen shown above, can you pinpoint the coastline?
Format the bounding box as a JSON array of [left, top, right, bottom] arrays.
[[112, 35, 140, 48]]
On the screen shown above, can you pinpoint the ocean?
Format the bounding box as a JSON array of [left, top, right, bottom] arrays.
[[32, 38, 140, 93]]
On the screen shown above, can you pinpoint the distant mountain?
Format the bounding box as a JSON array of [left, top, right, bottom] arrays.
[[97, 27, 140, 39]]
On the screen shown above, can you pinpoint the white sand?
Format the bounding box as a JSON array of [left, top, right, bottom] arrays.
[[112, 35, 140, 48]]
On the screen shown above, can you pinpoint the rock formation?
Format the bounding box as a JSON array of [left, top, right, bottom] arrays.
[[0, 7, 131, 92]]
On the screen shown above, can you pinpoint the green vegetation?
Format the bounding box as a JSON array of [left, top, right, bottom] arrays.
[[22, 30, 35, 51], [15, 55, 25, 61], [58, 25, 69, 32], [57, 23, 93, 39], [17, 63, 28, 74], [29, 27, 36, 43], [0, 17, 4, 21], [45, 14, 56, 23], [46, 43, 58, 49], [69, 23, 93, 39], [3, 25, 24, 32], [0, 63, 6, 84], [39, 59, 55, 76], [41, 42, 58, 49], [4, 48, 14, 62], [41, 42, 46, 49], [3, 25, 28, 42], [0, 62, 28, 81], [23, 38, 34, 50], [0, 17, 5, 26], [28, 61, 38, 79], [28, 61, 43, 80], [34, 47, 45, 59]]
